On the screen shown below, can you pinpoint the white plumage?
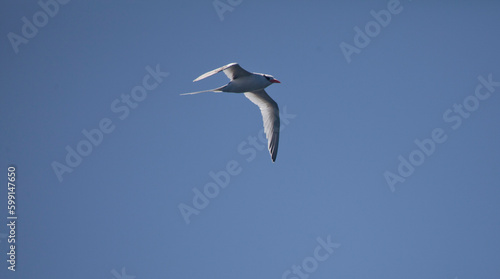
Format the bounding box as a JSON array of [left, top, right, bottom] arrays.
[[181, 63, 281, 162]]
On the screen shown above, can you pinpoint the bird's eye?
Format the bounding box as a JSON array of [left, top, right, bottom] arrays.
[[264, 76, 270, 80]]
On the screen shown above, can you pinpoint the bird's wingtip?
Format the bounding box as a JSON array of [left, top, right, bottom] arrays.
[[271, 153, 277, 163]]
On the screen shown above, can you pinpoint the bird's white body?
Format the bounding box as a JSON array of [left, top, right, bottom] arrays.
[[219, 74, 272, 93], [181, 63, 281, 162]]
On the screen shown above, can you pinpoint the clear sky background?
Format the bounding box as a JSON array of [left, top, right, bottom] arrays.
[[1, 1, 499, 278]]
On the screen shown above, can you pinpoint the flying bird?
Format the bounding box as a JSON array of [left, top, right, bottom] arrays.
[[181, 63, 281, 162]]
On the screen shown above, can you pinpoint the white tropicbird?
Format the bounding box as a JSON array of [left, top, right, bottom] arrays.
[[181, 63, 281, 162]]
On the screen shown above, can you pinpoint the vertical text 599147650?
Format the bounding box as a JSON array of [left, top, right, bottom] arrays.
[[7, 166, 17, 271]]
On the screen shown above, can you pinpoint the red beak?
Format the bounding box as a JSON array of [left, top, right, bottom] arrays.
[[271, 79, 281, 83]]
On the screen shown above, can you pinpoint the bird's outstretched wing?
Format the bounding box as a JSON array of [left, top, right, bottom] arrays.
[[244, 89, 280, 162], [193, 63, 252, 82]]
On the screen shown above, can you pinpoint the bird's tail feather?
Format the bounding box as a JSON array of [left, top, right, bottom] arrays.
[[180, 86, 224, 96], [180, 89, 215, 95]]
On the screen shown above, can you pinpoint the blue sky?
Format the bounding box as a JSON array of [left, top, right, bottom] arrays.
[[1, 0, 500, 278]]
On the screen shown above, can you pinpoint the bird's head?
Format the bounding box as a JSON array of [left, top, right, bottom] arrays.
[[263, 75, 281, 84]]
